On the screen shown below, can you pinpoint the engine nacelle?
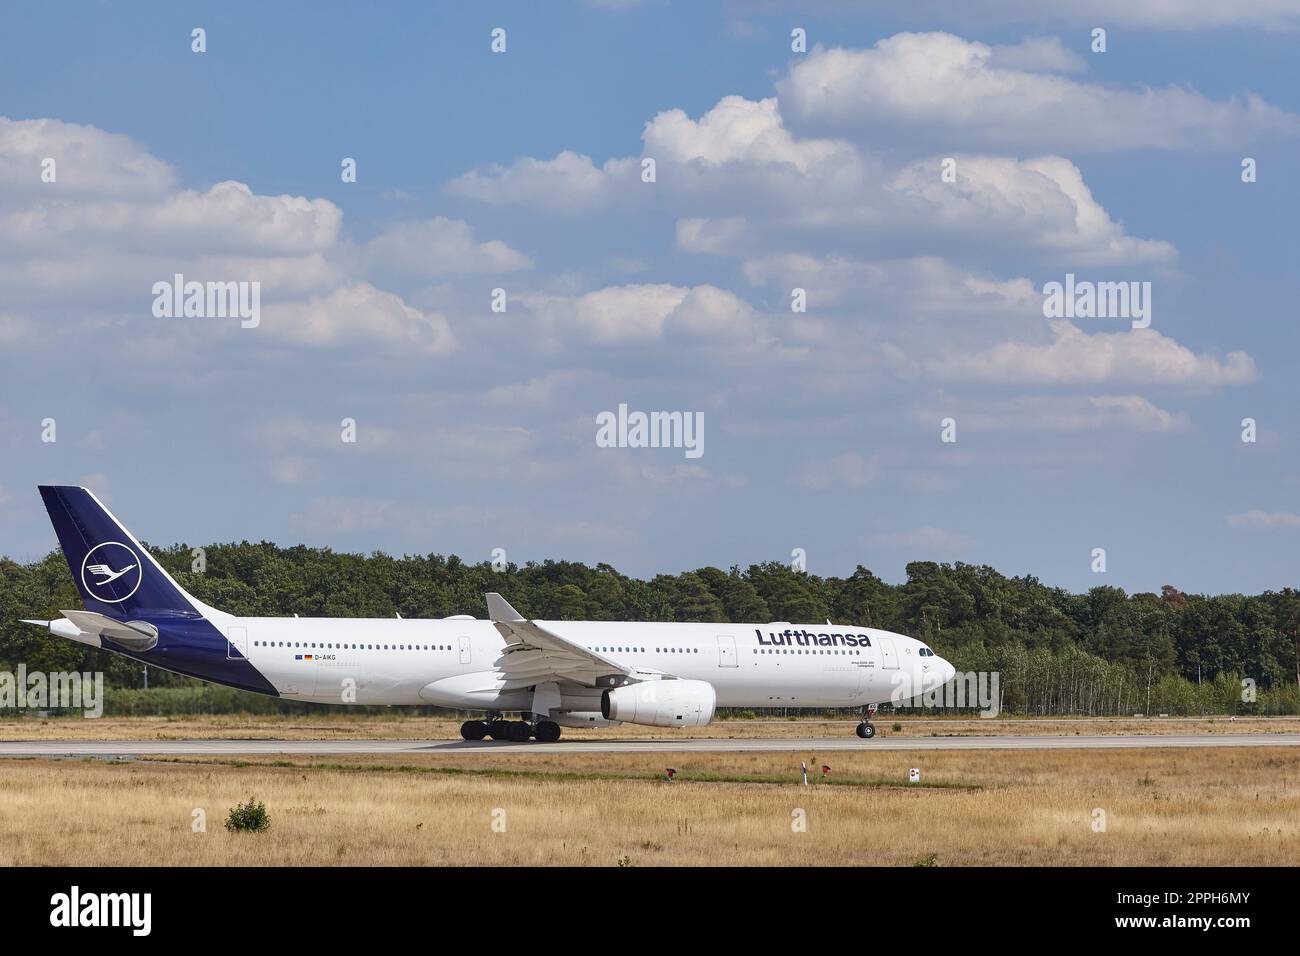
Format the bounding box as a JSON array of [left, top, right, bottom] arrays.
[[600, 679, 716, 727]]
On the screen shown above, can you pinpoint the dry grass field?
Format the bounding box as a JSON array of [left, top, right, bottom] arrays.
[[0, 746, 1296, 866], [0, 713, 1294, 741]]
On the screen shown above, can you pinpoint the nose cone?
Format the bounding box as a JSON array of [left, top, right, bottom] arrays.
[[938, 657, 956, 684]]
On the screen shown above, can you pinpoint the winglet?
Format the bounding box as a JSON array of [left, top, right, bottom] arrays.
[[485, 592, 526, 623]]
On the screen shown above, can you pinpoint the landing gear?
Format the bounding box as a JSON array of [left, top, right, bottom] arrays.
[[856, 703, 878, 740], [465, 714, 563, 743]]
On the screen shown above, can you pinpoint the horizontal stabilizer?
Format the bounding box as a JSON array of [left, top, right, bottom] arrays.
[[23, 617, 99, 645], [59, 609, 159, 651]]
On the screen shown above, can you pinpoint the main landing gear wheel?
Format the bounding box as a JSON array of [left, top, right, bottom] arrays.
[[505, 721, 532, 743], [460, 720, 488, 741], [486, 719, 509, 740], [534, 720, 562, 743], [856, 722, 876, 739]]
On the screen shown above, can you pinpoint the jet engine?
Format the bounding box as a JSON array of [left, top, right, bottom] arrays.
[[600, 679, 716, 727]]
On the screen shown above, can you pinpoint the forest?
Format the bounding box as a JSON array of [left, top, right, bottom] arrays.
[[1, 541, 1298, 717]]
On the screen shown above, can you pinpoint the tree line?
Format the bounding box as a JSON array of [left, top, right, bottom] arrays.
[[1, 544, 1298, 716]]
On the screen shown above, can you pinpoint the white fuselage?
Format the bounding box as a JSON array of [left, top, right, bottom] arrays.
[[231, 616, 948, 713]]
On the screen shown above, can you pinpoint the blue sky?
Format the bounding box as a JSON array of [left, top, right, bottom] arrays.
[[3, 1, 1300, 596]]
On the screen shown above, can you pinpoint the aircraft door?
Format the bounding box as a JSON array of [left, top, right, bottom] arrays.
[[878, 636, 899, 669], [226, 625, 248, 661], [458, 635, 472, 665], [716, 634, 738, 667]]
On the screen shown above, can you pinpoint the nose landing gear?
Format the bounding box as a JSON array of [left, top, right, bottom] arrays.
[[856, 703, 878, 740]]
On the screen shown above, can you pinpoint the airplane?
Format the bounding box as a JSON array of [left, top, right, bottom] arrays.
[[23, 485, 956, 742]]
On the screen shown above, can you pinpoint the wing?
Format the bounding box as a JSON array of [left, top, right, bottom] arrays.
[[485, 592, 652, 689], [87, 564, 112, 576]]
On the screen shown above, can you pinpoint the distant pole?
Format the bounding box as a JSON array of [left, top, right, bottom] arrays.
[[143, 665, 148, 689]]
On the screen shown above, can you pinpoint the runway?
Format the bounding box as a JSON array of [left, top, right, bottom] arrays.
[[2, 733, 1300, 757]]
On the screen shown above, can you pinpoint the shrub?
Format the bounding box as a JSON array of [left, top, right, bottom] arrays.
[[225, 797, 270, 833]]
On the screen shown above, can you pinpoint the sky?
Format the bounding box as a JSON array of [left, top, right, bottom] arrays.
[[2, 0, 1300, 595]]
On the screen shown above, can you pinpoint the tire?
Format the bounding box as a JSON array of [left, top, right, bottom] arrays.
[[535, 720, 561, 743], [486, 719, 508, 740], [505, 721, 532, 743], [460, 720, 488, 741], [856, 722, 876, 739]]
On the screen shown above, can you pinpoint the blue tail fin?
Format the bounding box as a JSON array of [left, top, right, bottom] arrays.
[[39, 485, 201, 619]]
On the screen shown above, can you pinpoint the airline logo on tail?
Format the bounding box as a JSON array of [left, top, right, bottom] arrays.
[[80, 542, 143, 603], [87, 562, 136, 585]]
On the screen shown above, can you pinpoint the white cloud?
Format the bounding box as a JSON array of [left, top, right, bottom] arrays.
[[778, 33, 1299, 151], [266, 282, 456, 355], [987, 36, 1086, 73], [1227, 510, 1300, 530], [864, 0, 1300, 30], [643, 95, 846, 171], [739, 252, 1254, 401], [3, 180, 342, 255], [522, 282, 765, 346], [929, 320, 1257, 387], [289, 496, 498, 536], [362, 217, 532, 276], [930, 394, 1191, 432], [889, 155, 1178, 265], [741, 253, 1039, 312], [268, 456, 311, 485], [864, 526, 975, 552], [600, 457, 747, 490], [676, 217, 749, 254], [256, 416, 552, 482], [670, 285, 762, 338], [485, 370, 594, 408], [130, 181, 340, 254], [0, 313, 36, 345], [0, 117, 545, 359], [561, 283, 687, 344], [446, 150, 635, 213], [447, 91, 1172, 267], [0, 116, 174, 197]]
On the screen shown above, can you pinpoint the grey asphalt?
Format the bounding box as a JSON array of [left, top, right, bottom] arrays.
[[2, 733, 1299, 756]]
